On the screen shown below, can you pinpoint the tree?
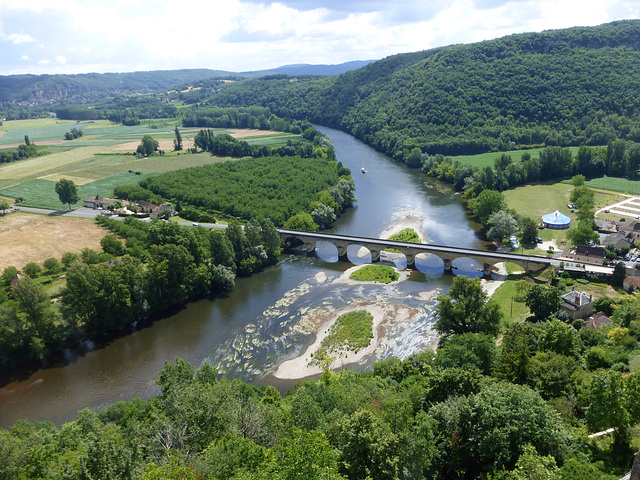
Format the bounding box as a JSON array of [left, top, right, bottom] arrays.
[[137, 135, 159, 156], [486, 210, 518, 241], [22, 262, 41, 278], [61, 252, 79, 268], [0, 198, 10, 213], [519, 216, 538, 244], [173, 127, 183, 151], [567, 220, 599, 246], [24, 135, 30, 146], [525, 285, 561, 321], [469, 189, 506, 225], [611, 261, 626, 288], [283, 212, 319, 232], [101, 234, 124, 256], [435, 275, 502, 341], [310, 203, 336, 230], [43, 257, 61, 274], [55, 178, 79, 210]]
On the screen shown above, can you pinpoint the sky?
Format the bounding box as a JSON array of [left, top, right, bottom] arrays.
[[0, 0, 638, 76]]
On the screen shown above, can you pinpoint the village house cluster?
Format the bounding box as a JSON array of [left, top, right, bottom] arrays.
[[84, 194, 175, 220]]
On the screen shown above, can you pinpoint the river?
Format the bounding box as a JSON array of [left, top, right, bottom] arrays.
[[0, 126, 485, 428]]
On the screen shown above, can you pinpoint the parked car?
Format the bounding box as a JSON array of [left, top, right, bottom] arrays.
[[536, 237, 543, 244]]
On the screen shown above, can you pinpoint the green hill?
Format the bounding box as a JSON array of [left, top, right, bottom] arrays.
[[207, 20, 640, 160]]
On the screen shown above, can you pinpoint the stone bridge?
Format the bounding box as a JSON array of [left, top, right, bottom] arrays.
[[277, 229, 557, 277]]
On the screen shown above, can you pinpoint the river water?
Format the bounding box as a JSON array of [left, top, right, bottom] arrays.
[[0, 126, 484, 428]]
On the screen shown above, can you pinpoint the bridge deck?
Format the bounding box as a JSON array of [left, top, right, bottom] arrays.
[[276, 228, 556, 267]]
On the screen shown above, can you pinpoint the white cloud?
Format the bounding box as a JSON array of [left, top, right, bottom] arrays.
[[0, 0, 637, 74], [1, 32, 34, 44]]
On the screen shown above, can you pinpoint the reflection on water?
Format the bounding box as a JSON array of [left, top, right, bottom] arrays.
[[0, 125, 483, 428]]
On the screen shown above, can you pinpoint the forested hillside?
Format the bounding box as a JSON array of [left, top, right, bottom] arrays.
[[207, 20, 640, 161]]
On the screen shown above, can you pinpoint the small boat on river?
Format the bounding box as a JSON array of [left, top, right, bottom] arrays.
[[361, 167, 367, 174]]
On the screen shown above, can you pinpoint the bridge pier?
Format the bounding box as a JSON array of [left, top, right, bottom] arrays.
[[404, 252, 415, 267], [305, 241, 317, 257], [483, 263, 493, 279], [443, 258, 452, 272], [369, 249, 381, 263]]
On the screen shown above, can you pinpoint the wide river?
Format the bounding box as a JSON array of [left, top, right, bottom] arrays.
[[0, 126, 485, 428]]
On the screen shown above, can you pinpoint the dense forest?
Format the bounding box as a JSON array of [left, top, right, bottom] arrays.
[[141, 155, 352, 227], [205, 20, 640, 162]]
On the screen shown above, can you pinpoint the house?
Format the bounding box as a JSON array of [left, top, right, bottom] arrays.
[[560, 289, 594, 320], [623, 275, 640, 292], [150, 204, 175, 219], [618, 220, 640, 244], [137, 201, 159, 213], [581, 311, 612, 330], [602, 232, 634, 250], [557, 245, 606, 265], [10, 274, 24, 288], [84, 195, 121, 210], [595, 219, 618, 234]]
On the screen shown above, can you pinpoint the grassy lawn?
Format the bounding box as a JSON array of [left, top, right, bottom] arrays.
[[492, 276, 531, 323], [0, 172, 156, 209], [451, 147, 582, 169], [503, 180, 617, 248]]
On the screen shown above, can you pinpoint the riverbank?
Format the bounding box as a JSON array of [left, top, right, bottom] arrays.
[[273, 261, 507, 380], [273, 264, 425, 379]]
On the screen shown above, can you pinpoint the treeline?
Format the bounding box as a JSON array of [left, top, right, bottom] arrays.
[[421, 142, 640, 200], [141, 155, 352, 227], [192, 128, 330, 160], [204, 20, 640, 164], [0, 143, 41, 164], [0, 217, 281, 372]]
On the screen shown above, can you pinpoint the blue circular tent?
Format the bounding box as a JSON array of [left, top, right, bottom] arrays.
[[541, 210, 571, 230]]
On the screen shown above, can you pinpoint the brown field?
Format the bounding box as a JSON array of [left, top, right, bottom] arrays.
[[0, 212, 107, 271], [112, 138, 196, 152], [39, 173, 96, 185]]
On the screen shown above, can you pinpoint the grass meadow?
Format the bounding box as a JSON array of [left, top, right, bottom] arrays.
[[451, 146, 582, 168], [0, 172, 156, 210]]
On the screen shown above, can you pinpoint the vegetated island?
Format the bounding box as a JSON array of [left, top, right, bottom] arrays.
[[349, 264, 399, 284]]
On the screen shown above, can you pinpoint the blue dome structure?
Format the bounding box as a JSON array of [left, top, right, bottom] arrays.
[[541, 210, 571, 230]]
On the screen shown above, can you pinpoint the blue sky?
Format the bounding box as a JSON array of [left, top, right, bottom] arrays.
[[0, 0, 638, 75]]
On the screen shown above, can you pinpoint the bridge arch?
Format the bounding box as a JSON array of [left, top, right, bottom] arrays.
[[415, 253, 445, 274], [347, 244, 372, 265], [451, 257, 484, 279]]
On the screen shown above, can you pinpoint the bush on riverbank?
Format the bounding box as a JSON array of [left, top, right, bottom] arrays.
[[349, 264, 399, 284]]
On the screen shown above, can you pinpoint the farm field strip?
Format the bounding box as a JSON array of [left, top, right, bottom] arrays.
[[0, 146, 106, 180]]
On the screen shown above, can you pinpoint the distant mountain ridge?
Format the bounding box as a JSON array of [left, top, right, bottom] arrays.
[[0, 60, 375, 105]]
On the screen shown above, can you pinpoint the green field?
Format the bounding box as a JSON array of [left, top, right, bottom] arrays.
[[492, 277, 531, 323], [0, 172, 156, 210], [0, 119, 305, 211], [579, 176, 640, 195], [451, 147, 582, 168]]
